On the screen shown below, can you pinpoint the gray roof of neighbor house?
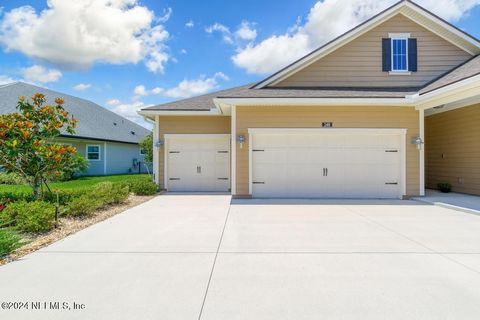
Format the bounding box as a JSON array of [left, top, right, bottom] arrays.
[[419, 55, 480, 95], [0, 82, 150, 144]]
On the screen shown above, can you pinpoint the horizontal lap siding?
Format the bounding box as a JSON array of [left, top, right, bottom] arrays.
[[236, 106, 420, 196], [276, 14, 472, 87], [425, 105, 480, 195], [157, 116, 231, 189]]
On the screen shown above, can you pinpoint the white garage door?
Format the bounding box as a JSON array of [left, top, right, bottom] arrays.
[[166, 134, 230, 192], [250, 129, 406, 199]]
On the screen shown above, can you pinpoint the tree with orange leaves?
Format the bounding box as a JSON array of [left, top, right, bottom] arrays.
[[0, 93, 79, 199]]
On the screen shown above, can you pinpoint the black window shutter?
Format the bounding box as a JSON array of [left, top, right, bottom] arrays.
[[382, 38, 391, 72], [408, 38, 417, 72]]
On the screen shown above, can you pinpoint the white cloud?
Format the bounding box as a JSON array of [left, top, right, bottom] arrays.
[[133, 84, 148, 97], [73, 83, 91, 91], [206, 21, 258, 45], [106, 99, 121, 106], [109, 100, 152, 128], [180, 49, 187, 54], [157, 7, 172, 23], [164, 72, 229, 99], [0, 75, 15, 85], [152, 87, 164, 94], [21, 65, 62, 83], [235, 21, 257, 41], [0, 0, 171, 73], [232, 0, 480, 75], [185, 20, 194, 28], [205, 23, 233, 44]]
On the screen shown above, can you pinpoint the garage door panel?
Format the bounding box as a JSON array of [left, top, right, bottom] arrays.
[[251, 131, 404, 199], [166, 135, 230, 192]]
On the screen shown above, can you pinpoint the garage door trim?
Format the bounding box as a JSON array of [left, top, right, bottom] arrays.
[[247, 128, 407, 198], [164, 134, 231, 191]]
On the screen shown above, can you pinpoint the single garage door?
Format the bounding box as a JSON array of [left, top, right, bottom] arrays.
[[165, 134, 230, 192], [250, 129, 406, 199]]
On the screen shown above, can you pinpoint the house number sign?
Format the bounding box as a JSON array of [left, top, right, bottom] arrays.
[[322, 122, 333, 128]]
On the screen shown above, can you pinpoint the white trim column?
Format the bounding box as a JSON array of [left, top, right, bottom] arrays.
[[419, 109, 425, 196], [103, 141, 107, 175], [231, 105, 237, 195], [153, 115, 160, 185]]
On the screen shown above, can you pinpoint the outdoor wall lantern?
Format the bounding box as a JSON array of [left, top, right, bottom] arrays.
[[237, 135, 246, 149], [411, 136, 423, 150], [154, 139, 164, 148]]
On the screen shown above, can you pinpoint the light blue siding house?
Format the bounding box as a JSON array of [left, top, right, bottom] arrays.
[[0, 82, 151, 176]]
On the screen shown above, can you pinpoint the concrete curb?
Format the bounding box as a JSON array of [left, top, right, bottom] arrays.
[[413, 198, 480, 216]]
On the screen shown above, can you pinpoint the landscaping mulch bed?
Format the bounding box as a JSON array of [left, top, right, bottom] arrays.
[[0, 194, 155, 266]]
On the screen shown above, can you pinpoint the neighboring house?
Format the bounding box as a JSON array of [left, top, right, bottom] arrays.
[[139, 0, 480, 198], [0, 82, 151, 176]]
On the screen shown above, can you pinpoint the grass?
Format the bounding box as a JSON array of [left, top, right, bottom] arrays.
[[0, 174, 150, 193]]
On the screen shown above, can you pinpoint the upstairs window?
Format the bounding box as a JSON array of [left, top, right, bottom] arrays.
[[392, 38, 408, 71], [382, 33, 417, 73]]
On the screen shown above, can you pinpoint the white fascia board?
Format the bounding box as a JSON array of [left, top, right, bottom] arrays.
[[215, 97, 414, 107], [414, 74, 480, 110], [248, 128, 408, 135], [137, 109, 222, 116], [403, 2, 480, 55]]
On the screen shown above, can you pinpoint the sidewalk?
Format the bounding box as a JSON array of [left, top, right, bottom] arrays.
[[414, 189, 480, 214]]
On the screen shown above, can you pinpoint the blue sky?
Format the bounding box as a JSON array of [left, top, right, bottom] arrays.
[[1, 0, 480, 128]]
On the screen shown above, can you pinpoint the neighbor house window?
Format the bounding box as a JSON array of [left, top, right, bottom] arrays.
[[86, 145, 101, 161], [391, 37, 408, 72]]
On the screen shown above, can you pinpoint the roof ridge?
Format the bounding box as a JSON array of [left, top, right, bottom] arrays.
[[7, 82, 147, 133]]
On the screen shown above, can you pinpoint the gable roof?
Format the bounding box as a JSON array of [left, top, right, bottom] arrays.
[[419, 55, 480, 95], [0, 82, 150, 144], [253, 0, 480, 89]]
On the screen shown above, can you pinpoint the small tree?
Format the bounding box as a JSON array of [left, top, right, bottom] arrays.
[[0, 93, 79, 199], [139, 132, 153, 163]]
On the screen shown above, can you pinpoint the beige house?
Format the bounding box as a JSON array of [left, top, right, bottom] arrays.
[[139, 0, 480, 198]]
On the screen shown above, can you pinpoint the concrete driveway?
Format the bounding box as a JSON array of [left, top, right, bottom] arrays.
[[1, 195, 480, 320]]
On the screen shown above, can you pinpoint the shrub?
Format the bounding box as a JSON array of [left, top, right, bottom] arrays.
[[437, 182, 452, 193], [1, 201, 55, 233], [129, 179, 157, 196], [48, 154, 90, 182], [0, 229, 25, 257], [66, 195, 102, 217], [0, 173, 26, 185]]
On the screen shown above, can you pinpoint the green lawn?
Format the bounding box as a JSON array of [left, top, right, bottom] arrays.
[[0, 174, 150, 193]]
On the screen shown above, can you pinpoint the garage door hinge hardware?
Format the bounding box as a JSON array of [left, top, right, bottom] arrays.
[[385, 150, 398, 153], [169, 178, 181, 181], [217, 178, 229, 180], [253, 181, 265, 184], [169, 151, 180, 154], [385, 182, 398, 185], [217, 151, 229, 153], [252, 149, 265, 152]]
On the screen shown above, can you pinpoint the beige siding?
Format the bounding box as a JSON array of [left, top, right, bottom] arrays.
[[236, 106, 420, 196], [157, 116, 231, 189], [425, 105, 480, 195], [276, 14, 472, 88]]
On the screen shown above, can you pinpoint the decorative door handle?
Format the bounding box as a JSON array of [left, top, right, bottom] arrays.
[[326, 168, 328, 176]]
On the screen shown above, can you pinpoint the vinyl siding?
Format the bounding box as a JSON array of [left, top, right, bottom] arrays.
[[57, 138, 145, 176], [276, 14, 472, 88], [157, 116, 231, 189], [425, 104, 480, 195], [235, 106, 420, 196]]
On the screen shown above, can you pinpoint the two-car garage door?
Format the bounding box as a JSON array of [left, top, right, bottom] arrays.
[[250, 129, 406, 199]]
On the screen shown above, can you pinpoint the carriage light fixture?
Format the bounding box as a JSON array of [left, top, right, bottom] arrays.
[[411, 136, 423, 150], [237, 135, 246, 149], [154, 139, 164, 148]]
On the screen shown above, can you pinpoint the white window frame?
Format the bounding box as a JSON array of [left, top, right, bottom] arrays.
[[389, 33, 410, 74], [86, 144, 101, 161]]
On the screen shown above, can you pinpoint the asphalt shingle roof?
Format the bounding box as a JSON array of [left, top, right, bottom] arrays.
[[419, 55, 480, 95], [142, 55, 480, 112], [0, 82, 150, 144]]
